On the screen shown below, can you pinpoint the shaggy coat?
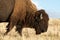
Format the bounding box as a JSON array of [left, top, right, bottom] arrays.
[[4, 0, 37, 35], [16, 9, 49, 35]]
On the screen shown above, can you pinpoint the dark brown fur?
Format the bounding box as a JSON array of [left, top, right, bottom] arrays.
[[16, 9, 49, 35], [35, 9, 49, 34]]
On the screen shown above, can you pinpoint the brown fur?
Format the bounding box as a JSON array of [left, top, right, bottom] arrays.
[[4, 0, 37, 35], [16, 9, 49, 36]]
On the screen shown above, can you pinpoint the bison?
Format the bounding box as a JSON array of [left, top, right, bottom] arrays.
[[4, 9, 49, 36], [0, 0, 49, 36]]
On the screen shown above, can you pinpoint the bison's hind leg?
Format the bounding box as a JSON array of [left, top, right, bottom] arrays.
[[4, 21, 15, 35]]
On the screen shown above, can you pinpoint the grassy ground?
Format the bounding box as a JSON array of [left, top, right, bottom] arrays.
[[0, 18, 60, 40]]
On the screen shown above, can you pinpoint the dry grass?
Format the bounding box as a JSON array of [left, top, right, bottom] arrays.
[[0, 18, 60, 40]]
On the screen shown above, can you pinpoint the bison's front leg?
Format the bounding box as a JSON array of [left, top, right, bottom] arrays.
[[16, 25, 23, 36], [4, 21, 14, 35], [16, 20, 24, 36]]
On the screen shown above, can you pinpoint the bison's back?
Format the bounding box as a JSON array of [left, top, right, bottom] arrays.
[[0, 0, 15, 21]]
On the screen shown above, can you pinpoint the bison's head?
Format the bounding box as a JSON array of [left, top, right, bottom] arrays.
[[34, 9, 49, 35]]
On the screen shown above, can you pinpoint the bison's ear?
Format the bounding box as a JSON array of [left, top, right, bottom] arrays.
[[40, 13, 43, 20]]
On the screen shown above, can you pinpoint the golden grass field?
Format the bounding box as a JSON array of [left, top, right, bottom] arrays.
[[0, 18, 60, 40]]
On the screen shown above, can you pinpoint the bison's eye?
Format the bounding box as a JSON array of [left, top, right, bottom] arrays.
[[40, 13, 43, 19]]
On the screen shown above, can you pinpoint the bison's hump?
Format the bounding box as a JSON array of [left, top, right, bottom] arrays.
[[0, 0, 15, 21]]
